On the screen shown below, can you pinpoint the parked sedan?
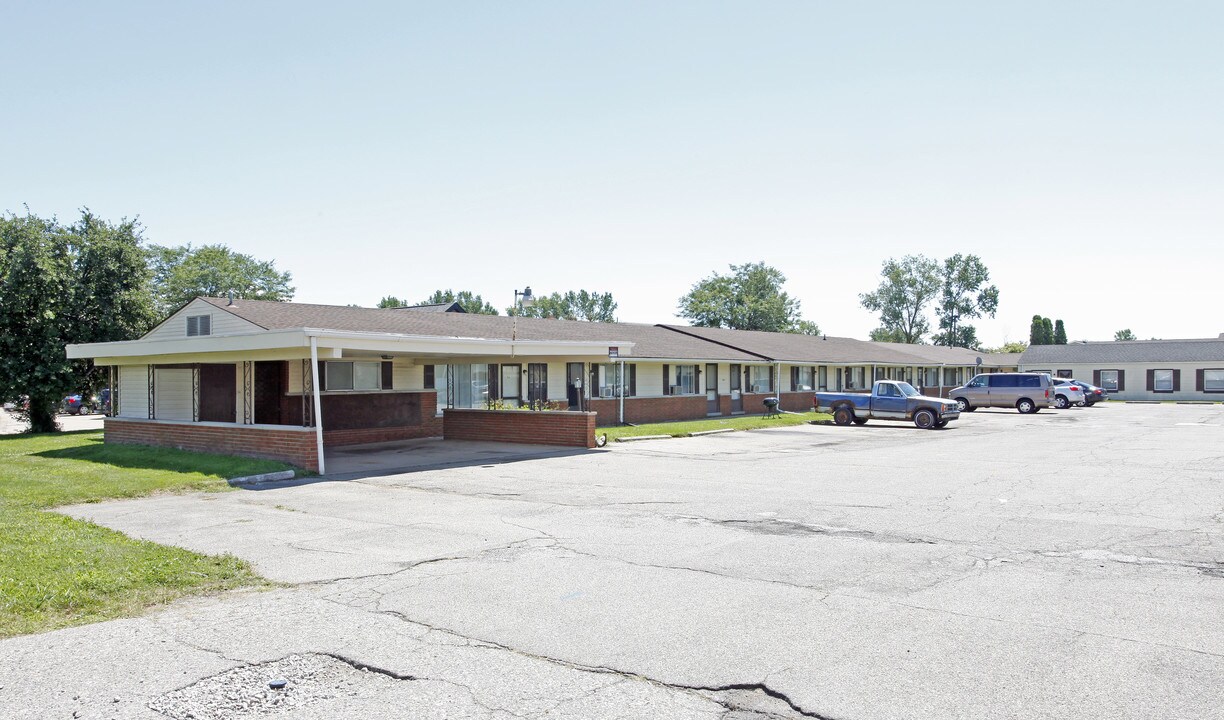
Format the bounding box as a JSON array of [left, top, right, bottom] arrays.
[[1052, 380, 1087, 409], [1070, 379, 1107, 405]]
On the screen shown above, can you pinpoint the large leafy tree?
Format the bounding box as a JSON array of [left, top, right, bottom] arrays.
[[677, 262, 817, 334], [1053, 319, 1067, 345], [149, 244, 293, 316], [932, 254, 999, 349], [510, 290, 617, 322], [859, 255, 941, 344], [0, 214, 75, 432], [70, 212, 158, 391], [1, 211, 161, 432], [421, 289, 499, 315]]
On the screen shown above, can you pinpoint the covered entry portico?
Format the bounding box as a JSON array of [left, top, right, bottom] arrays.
[[69, 305, 633, 473]]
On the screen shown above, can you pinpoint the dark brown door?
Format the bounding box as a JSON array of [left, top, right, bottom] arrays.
[[254, 361, 284, 424], [566, 362, 584, 410], [198, 364, 236, 423], [729, 363, 743, 413], [527, 363, 548, 409], [706, 363, 720, 414]]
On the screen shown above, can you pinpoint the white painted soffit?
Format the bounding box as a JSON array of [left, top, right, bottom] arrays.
[[67, 328, 637, 361]]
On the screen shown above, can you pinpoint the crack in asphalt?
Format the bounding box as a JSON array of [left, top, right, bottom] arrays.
[[354, 611, 839, 719]]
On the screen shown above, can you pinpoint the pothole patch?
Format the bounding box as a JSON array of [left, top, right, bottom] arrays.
[[148, 653, 406, 719]]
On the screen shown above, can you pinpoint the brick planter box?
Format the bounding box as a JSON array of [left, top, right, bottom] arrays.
[[443, 409, 596, 448], [105, 417, 320, 471], [588, 395, 709, 426]]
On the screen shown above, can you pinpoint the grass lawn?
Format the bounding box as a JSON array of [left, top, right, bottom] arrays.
[[0, 430, 291, 638], [600, 411, 831, 442]]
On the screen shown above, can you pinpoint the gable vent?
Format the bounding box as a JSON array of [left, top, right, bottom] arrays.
[[186, 314, 212, 337]]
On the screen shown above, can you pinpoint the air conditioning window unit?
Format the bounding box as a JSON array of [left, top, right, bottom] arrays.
[[670, 385, 684, 395], [752, 383, 768, 393], [600, 388, 614, 398]]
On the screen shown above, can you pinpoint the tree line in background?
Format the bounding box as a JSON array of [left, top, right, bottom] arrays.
[[376, 289, 619, 322], [378, 261, 821, 333], [858, 253, 999, 350], [1029, 315, 1067, 346], [0, 209, 295, 432]]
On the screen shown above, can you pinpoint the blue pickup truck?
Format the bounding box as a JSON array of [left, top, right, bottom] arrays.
[[815, 380, 960, 429]]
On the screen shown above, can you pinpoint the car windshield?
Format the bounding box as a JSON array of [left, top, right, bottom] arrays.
[[896, 382, 920, 397]]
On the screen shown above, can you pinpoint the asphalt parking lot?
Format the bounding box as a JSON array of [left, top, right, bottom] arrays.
[[3, 402, 1222, 719]]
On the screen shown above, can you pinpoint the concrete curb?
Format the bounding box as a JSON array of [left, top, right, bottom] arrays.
[[687, 428, 736, 437], [614, 434, 673, 443], [228, 470, 296, 487]]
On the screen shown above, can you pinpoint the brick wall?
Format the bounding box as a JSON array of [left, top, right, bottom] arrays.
[[588, 395, 709, 426], [443, 409, 596, 448], [778, 391, 817, 412], [585, 392, 817, 427], [105, 417, 320, 472], [322, 392, 442, 446]]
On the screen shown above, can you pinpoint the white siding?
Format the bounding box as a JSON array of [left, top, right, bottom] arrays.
[[546, 362, 566, 401], [1018, 361, 1220, 402], [144, 298, 260, 341], [634, 362, 664, 397], [154, 368, 193, 421], [393, 361, 422, 390], [118, 365, 148, 418]]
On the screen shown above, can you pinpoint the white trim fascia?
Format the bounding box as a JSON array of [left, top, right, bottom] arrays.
[[69, 327, 638, 361]]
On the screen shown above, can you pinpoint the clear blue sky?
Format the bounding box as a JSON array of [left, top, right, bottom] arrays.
[[4, 1, 1221, 345]]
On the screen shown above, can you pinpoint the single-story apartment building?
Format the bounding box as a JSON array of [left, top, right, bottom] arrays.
[[1018, 337, 1224, 402], [66, 297, 1012, 472]]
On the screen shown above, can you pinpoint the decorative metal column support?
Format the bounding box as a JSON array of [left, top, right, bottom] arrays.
[[108, 366, 116, 417], [301, 359, 313, 427], [147, 365, 156, 419], [191, 365, 200, 422], [242, 361, 254, 424], [445, 365, 455, 409]]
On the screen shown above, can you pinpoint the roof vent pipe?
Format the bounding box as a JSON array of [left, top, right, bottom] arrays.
[[227, 290, 234, 306]]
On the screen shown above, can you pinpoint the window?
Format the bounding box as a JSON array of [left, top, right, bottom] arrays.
[[1019, 375, 1042, 388], [672, 365, 696, 395], [879, 383, 899, 398], [796, 366, 813, 391], [990, 375, 1017, 388], [1153, 369, 1174, 392], [818, 366, 828, 391], [599, 364, 623, 397], [943, 367, 958, 387], [1204, 370, 1224, 392], [748, 366, 772, 392], [924, 368, 939, 387], [1057, 369, 1073, 378], [186, 314, 211, 337], [1099, 370, 1119, 392], [845, 367, 865, 390], [324, 361, 381, 391], [967, 376, 988, 388]]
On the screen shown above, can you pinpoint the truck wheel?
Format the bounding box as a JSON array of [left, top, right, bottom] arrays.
[[853, 417, 868, 425], [954, 398, 972, 413], [1017, 399, 1035, 414], [914, 409, 936, 429], [933, 419, 948, 428], [833, 408, 854, 426], [1055, 395, 1070, 409]]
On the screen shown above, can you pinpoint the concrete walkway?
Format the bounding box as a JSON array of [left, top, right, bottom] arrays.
[[322, 436, 595, 478]]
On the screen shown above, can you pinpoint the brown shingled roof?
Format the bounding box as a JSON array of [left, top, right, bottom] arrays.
[[195, 298, 761, 361]]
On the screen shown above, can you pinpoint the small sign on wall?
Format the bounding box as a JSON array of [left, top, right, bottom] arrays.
[[608, 346, 619, 360]]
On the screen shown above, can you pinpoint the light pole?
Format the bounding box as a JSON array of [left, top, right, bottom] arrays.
[[514, 286, 535, 313]]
